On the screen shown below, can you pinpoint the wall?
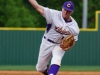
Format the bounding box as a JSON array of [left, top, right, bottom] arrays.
[[0, 12, 100, 66]]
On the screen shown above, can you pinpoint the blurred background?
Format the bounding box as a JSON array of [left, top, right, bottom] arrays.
[[0, 0, 99, 28], [0, 0, 100, 71]]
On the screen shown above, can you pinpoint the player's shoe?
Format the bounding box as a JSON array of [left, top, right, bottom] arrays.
[[42, 64, 50, 75]]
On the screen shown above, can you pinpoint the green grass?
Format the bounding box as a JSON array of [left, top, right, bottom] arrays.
[[60, 66, 100, 71], [0, 65, 36, 71], [0, 65, 100, 71]]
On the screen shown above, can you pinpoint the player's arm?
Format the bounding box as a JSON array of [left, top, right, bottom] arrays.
[[28, 0, 44, 15]]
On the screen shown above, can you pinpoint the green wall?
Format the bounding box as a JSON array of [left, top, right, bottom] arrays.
[[0, 30, 99, 66], [0, 31, 42, 65], [63, 31, 100, 65], [0, 13, 100, 66]]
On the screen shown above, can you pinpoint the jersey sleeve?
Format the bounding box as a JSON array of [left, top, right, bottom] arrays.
[[68, 22, 80, 41], [43, 7, 53, 24]]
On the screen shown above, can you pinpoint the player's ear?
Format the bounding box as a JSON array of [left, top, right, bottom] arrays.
[[62, 8, 64, 11]]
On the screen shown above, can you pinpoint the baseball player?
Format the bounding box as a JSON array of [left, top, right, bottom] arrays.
[[28, 0, 80, 75]]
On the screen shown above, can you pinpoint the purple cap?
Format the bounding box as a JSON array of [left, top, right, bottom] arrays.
[[62, 1, 74, 12]]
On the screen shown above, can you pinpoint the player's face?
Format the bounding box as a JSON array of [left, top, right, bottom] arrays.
[[62, 8, 73, 19]]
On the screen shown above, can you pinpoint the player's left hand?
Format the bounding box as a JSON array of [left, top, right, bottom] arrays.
[[60, 34, 75, 51]]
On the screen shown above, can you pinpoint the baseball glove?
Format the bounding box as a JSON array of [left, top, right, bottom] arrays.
[[60, 34, 75, 51]]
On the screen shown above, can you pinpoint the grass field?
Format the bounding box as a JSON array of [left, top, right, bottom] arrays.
[[0, 65, 100, 71], [0, 65, 100, 75]]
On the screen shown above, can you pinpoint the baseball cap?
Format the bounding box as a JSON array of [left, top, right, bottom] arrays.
[[62, 1, 74, 12]]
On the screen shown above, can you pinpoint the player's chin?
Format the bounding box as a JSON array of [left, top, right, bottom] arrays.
[[63, 15, 66, 18]]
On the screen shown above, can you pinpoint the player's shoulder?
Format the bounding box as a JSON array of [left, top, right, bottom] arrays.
[[71, 17, 79, 28], [43, 7, 60, 15], [71, 17, 77, 24], [49, 8, 60, 16], [69, 16, 80, 36]]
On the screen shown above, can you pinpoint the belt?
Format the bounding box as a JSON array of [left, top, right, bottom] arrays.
[[44, 36, 56, 44]]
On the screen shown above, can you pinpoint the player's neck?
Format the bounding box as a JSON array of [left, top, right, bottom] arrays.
[[64, 17, 72, 22]]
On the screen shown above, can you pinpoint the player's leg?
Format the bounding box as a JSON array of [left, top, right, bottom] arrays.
[[36, 39, 55, 74], [42, 64, 50, 75], [36, 44, 52, 73], [48, 45, 65, 75]]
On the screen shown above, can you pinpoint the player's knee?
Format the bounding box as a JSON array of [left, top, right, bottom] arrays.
[[36, 64, 42, 72], [36, 64, 44, 72], [51, 56, 62, 66]]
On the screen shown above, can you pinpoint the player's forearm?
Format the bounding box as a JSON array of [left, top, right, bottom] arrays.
[[28, 0, 39, 9], [28, 0, 44, 15]]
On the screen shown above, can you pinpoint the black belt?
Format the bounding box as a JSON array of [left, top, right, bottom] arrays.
[[44, 36, 56, 44]]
